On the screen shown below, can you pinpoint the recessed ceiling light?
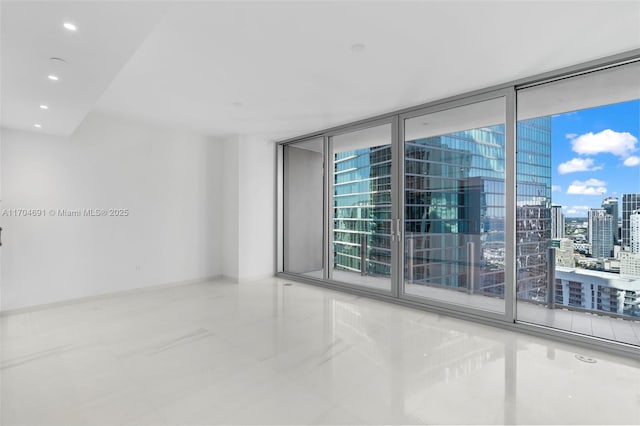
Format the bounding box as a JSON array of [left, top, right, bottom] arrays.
[[40, 105, 49, 110], [34, 124, 42, 128], [48, 75, 59, 81], [63, 22, 77, 31], [350, 43, 366, 53]]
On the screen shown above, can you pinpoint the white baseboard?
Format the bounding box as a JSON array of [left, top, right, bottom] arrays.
[[239, 273, 276, 282], [0, 275, 224, 316], [220, 273, 275, 284]]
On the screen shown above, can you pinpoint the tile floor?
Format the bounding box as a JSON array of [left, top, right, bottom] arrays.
[[1, 277, 639, 425], [303, 269, 640, 345]]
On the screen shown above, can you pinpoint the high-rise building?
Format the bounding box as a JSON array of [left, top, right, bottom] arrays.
[[516, 116, 551, 300], [516, 203, 551, 299], [590, 208, 614, 258], [551, 205, 564, 239], [333, 117, 551, 300], [602, 197, 619, 245], [404, 128, 504, 295], [515, 117, 552, 301], [631, 209, 640, 254], [334, 145, 392, 276], [622, 193, 640, 248], [587, 208, 598, 244]]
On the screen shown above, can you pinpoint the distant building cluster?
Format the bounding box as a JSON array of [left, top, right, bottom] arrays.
[[560, 195, 640, 271], [553, 194, 640, 317]]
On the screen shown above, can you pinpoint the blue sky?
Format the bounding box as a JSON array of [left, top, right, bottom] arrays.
[[551, 99, 640, 217]]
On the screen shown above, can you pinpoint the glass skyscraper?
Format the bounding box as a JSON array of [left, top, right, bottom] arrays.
[[551, 205, 564, 239], [515, 117, 552, 301], [622, 193, 640, 248], [334, 146, 392, 276], [404, 126, 506, 295], [333, 117, 552, 300]]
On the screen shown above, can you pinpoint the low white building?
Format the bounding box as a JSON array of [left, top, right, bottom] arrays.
[[555, 267, 640, 317]]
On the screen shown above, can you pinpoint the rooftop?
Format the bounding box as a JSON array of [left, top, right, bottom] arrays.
[[556, 266, 640, 290]]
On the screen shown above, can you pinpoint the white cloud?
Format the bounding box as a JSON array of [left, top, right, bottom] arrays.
[[557, 157, 602, 174], [566, 133, 577, 139], [551, 185, 562, 192], [564, 205, 590, 215], [623, 155, 640, 167], [571, 129, 638, 158], [583, 178, 605, 186], [566, 179, 607, 196]]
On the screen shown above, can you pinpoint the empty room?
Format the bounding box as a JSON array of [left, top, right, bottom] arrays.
[[1, 1, 639, 425]]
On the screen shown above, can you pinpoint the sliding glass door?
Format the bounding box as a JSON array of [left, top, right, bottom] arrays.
[[400, 94, 508, 315], [278, 56, 640, 351], [516, 61, 640, 345], [328, 121, 397, 294]]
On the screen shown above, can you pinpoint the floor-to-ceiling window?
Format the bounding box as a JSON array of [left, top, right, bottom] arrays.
[[516, 61, 640, 345], [329, 122, 395, 293], [278, 56, 640, 353], [401, 95, 507, 314]]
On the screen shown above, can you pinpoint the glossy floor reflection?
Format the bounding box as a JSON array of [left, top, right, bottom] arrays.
[[308, 269, 640, 344], [1, 277, 639, 425]]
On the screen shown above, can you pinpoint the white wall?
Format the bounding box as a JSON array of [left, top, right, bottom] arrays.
[[218, 135, 276, 282], [0, 112, 224, 311], [221, 136, 239, 280], [237, 136, 276, 281]]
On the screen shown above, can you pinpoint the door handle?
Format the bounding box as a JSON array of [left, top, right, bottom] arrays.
[[390, 219, 395, 242]]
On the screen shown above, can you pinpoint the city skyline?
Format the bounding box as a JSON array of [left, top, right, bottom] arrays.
[[551, 99, 640, 217]]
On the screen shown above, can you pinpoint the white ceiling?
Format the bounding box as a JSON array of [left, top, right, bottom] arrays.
[[0, 1, 169, 136], [2, 1, 640, 142]]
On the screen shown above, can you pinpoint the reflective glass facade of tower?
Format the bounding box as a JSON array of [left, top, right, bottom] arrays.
[[334, 146, 392, 276], [404, 126, 506, 295], [333, 118, 552, 299], [516, 117, 552, 301]]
